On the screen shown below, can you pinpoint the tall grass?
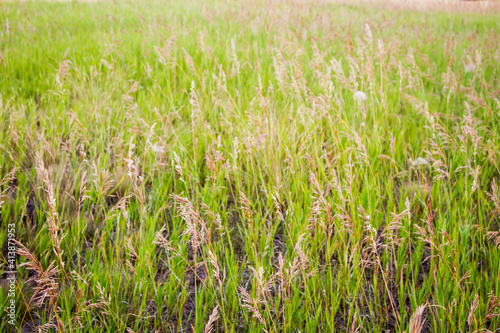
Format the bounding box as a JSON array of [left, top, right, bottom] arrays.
[[1, 0, 500, 332]]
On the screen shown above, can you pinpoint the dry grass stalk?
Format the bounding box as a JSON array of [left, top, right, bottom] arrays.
[[172, 195, 209, 252], [207, 249, 222, 288], [204, 305, 220, 333], [408, 304, 426, 333], [0, 167, 18, 209], [55, 48, 71, 90], [16, 241, 59, 308], [183, 48, 198, 77], [293, 234, 309, 269], [201, 202, 223, 231], [35, 154, 66, 271], [153, 229, 175, 252], [125, 238, 140, 275], [123, 81, 138, 105], [468, 294, 480, 329], [359, 205, 401, 330], [238, 285, 267, 331], [190, 80, 201, 119], [172, 151, 185, 183], [154, 36, 177, 66], [91, 161, 113, 197], [479, 292, 500, 327], [271, 191, 285, 225], [487, 179, 500, 213], [16, 241, 65, 332], [239, 191, 253, 221], [458, 102, 482, 155]]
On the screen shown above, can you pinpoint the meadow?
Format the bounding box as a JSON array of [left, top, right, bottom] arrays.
[[1, 0, 500, 332]]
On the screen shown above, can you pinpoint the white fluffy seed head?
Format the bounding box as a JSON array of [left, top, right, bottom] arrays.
[[353, 91, 367, 102], [412, 157, 428, 167]]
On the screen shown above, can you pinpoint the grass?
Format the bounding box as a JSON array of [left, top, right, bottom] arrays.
[[1, 0, 500, 331]]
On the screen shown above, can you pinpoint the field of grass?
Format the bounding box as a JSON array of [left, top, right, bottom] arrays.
[[1, 0, 500, 332]]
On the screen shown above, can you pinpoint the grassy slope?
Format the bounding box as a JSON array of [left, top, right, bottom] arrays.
[[1, 0, 500, 332]]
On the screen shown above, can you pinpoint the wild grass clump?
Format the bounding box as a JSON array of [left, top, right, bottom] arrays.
[[1, 0, 500, 332]]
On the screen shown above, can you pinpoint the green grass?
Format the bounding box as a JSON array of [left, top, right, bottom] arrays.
[[1, 0, 500, 332]]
